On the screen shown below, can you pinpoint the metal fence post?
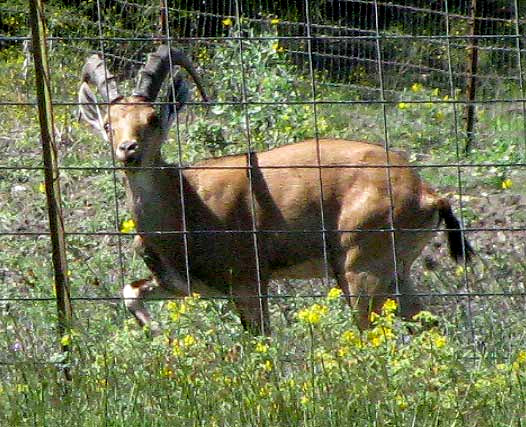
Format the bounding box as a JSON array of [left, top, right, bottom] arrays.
[[28, 0, 73, 381]]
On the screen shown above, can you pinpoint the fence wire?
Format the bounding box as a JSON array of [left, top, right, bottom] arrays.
[[0, 0, 525, 355]]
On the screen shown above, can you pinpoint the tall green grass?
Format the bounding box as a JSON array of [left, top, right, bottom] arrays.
[[2, 294, 526, 426]]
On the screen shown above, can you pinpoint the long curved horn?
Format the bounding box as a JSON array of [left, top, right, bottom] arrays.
[[133, 45, 208, 103], [81, 54, 122, 104]]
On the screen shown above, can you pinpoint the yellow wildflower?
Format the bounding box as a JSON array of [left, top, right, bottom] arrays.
[[397, 102, 410, 110], [337, 346, 349, 357], [327, 287, 343, 301], [270, 18, 280, 25], [255, 342, 269, 353], [60, 334, 71, 346], [168, 300, 187, 322], [272, 42, 284, 53], [431, 332, 447, 348], [443, 94, 450, 101], [412, 310, 438, 324], [431, 88, 440, 96], [120, 218, 136, 233], [501, 178, 512, 190], [368, 334, 382, 347], [455, 265, 464, 277], [182, 334, 196, 347], [382, 298, 398, 314], [341, 329, 360, 347], [369, 311, 380, 323], [16, 384, 29, 393], [435, 111, 445, 121], [172, 342, 183, 357], [161, 366, 174, 378], [259, 385, 271, 397], [513, 350, 526, 371], [396, 394, 408, 410], [300, 395, 310, 406], [38, 182, 46, 193], [261, 360, 273, 372], [222, 18, 233, 27], [411, 82, 423, 93], [297, 303, 328, 325]]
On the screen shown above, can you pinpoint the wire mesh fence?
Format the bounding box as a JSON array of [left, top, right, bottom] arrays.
[[1, 0, 526, 376]]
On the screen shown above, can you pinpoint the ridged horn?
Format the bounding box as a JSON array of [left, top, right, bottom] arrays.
[[133, 45, 208, 103], [81, 54, 122, 104]]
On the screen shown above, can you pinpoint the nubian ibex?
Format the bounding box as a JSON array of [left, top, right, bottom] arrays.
[[78, 45, 473, 334]]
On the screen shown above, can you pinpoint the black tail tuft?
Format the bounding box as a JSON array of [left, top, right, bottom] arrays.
[[438, 200, 474, 263]]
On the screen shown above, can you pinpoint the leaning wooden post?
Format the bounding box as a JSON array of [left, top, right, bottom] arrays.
[[464, 0, 478, 154], [159, 0, 168, 38], [28, 0, 73, 381]]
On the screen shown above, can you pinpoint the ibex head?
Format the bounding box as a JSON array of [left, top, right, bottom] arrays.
[[78, 45, 208, 167]]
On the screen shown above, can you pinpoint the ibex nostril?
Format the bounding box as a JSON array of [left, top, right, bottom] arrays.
[[119, 141, 138, 153]]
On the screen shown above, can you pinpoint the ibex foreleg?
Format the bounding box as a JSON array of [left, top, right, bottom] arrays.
[[123, 236, 224, 330]]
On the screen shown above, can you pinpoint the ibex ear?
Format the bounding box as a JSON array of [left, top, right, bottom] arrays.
[[160, 72, 190, 129], [78, 82, 108, 141]]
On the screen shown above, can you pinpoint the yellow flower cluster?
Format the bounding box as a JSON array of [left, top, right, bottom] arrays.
[[297, 303, 328, 325], [327, 287, 343, 301], [166, 293, 201, 322], [340, 329, 360, 347], [120, 218, 136, 233], [161, 365, 174, 378], [255, 341, 269, 354], [513, 350, 526, 372], [382, 298, 398, 314], [60, 334, 71, 347], [172, 334, 198, 356], [502, 178, 512, 190], [314, 349, 338, 372], [411, 82, 423, 93], [260, 360, 273, 372], [167, 300, 187, 322], [367, 325, 395, 347], [271, 42, 285, 53]]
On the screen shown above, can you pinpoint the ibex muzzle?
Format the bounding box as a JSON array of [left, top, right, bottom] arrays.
[[79, 45, 474, 335]]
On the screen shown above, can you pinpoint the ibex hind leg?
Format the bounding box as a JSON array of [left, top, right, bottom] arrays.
[[332, 248, 398, 329]]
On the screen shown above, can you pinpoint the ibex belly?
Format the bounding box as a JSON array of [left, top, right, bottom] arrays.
[[271, 258, 335, 280]]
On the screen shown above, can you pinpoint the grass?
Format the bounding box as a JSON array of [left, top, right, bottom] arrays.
[[1, 19, 526, 426], [2, 295, 526, 426]]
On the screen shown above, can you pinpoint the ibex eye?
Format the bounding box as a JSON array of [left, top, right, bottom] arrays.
[[104, 123, 111, 132]]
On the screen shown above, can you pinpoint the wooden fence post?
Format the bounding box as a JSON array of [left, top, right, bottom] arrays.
[[28, 0, 73, 381], [464, 0, 478, 154]]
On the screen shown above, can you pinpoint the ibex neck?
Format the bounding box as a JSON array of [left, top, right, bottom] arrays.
[[124, 161, 182, 230]]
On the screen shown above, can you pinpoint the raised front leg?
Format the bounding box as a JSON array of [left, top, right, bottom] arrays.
[[124, 236, 224, 330], [123, 236, 187, 330], [123, 276, 180, 330]]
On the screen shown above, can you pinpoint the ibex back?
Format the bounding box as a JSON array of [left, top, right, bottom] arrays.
[[79, 45, 473, 334]]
